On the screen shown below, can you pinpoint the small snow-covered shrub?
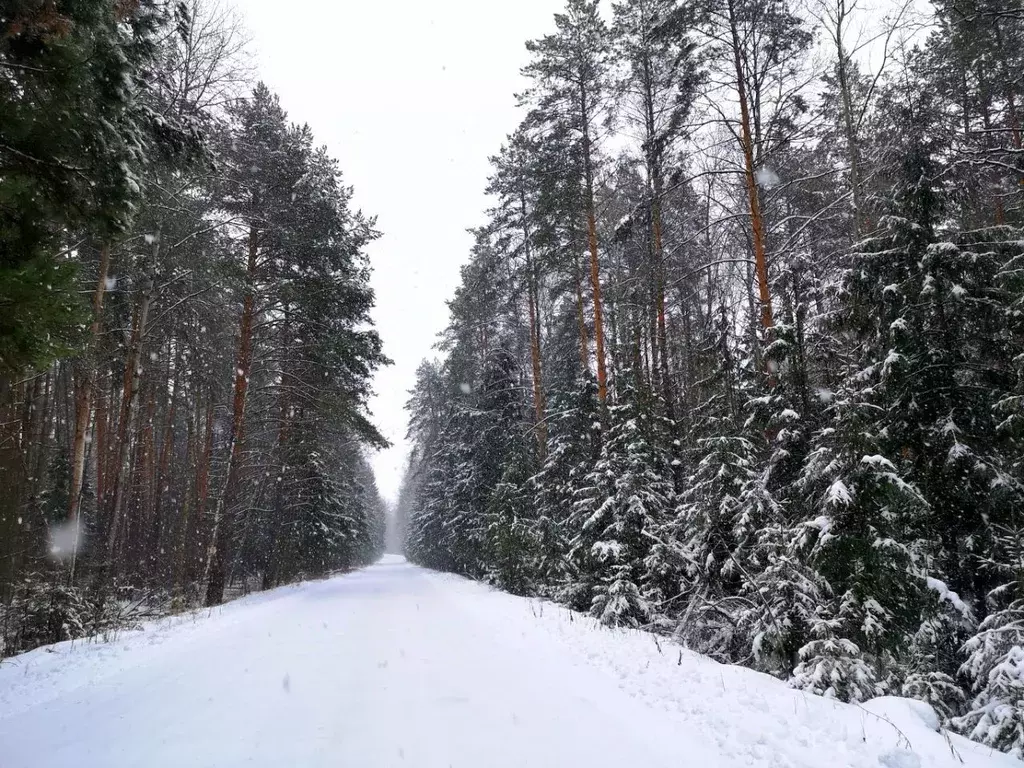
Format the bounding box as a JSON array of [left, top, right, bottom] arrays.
[[902, 671, 965, 725], [791, 638, 881, 702], [954, 600, 1024, 757], [2, 573, 89, 653], [591, 577, 649, 627], [1, 573, 169, 658]]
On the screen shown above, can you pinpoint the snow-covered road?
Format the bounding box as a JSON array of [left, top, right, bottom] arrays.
[[0, 556, 1018, 768]]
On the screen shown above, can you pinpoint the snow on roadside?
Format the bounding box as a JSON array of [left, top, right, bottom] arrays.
[[0, 581, 307, 720], [428, 570, 1020, 768]]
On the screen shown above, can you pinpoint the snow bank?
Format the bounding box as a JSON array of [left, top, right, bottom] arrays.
[[429, 572, 1017, 768]]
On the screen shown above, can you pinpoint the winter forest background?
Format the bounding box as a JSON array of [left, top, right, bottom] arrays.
[[0, 1, 388, 656], [394, 0, 1024, 757], [5, 0, 1024, 760]]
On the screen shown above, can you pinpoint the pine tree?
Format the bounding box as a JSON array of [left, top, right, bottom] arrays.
[[611, 0, 701, 409], [701, 0, 813, 335], [204, 84, 300, 606], [521, 0, 611, 401]]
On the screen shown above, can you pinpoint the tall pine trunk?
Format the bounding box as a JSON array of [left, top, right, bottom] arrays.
[[107, 246, 157, 566], [727, 0, 774, 333], [69, 244, 112, 527], [580, 84, 608, 402], [520, 190, 547, 457], [831, 11, 865, 239], [205, 221, 259, 606], [151, 342, 181, 583]]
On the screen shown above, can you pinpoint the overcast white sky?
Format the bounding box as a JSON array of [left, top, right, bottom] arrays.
[[239, 0, 562, 501]]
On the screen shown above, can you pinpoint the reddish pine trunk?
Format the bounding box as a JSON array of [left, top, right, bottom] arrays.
[[0, 385, 26, 599], [580, 84, 608, 401], [204, 222, 259, 606], [69, 244, 112, 528], [107, 265, 155, 564], [727, 0, 774, 333]]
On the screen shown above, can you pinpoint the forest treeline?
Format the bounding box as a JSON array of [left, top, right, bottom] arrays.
[[398, 0, 1024, 755], [0, 0, 387, 656]]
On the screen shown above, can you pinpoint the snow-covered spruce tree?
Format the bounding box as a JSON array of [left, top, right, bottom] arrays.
[[951, 221, 1024, 745], [731, 396, 816, 673], [296, 447, 384, 576], [407, 447, 459, 573], [790, 78, 1024, 704], [884, 83, 1024, 711], [570, 372, 674, 627], [672, 305, 776, 659], [787, 253, 928, 701], [954, 230, 1024, 745], [485, 444, 537, 595], [531, 379, 601, 600], [403, 361, 450, 570], [992, 226, 1024, 468], [731, 257, 840, 678], [902, 577, 972, 725], [290, 451, 355, 578], [877, 57, 1024, 605], [955, 523, 1024, 756], [909, 236, 1023, 610], [436, 355, 513, 578], [406, 380, 493, 578], [636, 401, 683, 614], [433, 406, 488, 576], [735, 522, 830, 677], [407, 339, 536, 583], [785, 106, 929, 700], [478, 346, 539, 593]]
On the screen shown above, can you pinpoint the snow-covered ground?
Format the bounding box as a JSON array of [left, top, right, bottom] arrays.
[[0, 555, 1017, 768]]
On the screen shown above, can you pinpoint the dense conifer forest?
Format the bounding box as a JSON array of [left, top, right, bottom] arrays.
[[398, 0, 1024, 754], [0, 0, 387, 656]]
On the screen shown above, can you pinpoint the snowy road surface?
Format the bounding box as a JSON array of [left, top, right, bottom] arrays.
[[0, 556, 1018, 768]]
